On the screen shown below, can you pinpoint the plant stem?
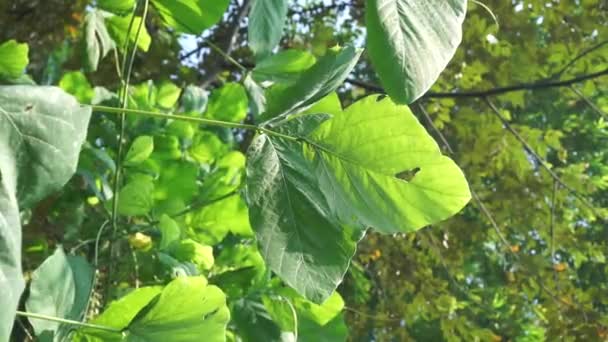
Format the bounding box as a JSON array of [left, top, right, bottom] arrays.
[[206, 40, 248, 73], [91, 105, 298, 142], [15, 311, 122, 334]]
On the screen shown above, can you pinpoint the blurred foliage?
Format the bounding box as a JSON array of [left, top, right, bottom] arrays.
[[2, 0, 607, 341]]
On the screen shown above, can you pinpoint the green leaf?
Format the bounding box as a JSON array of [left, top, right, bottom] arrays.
[[157, 81, 181, 109], [25, 248, 94, 340], [180, 85, 208, 113], [59, 71, 94, 104], [263, 288, 344, 328], [158, 214, 181, 250], [246, 115, 360, 303], [249, 0, 288, 59], [231, 299, 284, 342], [79, 286, 162, 341], [98, 0, 136, 14], [366, 0, 467, 103], [205, 82, 249, 123], [253, 49, 316, 85], [0, 40, 29, 79], [106, 14, 152, 52], [171, 239, 215, 271], [243, 74, 267, 116], [263, 291, 347, 341], [298, 313, 348, 342], [0, 86, 91, 340], [263, 46, 361, 120], [118, 178, 155, 216], [151, 0, 231, 34], [125, 135, 154, 165], [127, 276, 230, 342], [189, 195, 252, 245], [84, 11, 115, 71], [308, 95, 471, 233], [0, 86, 92, 208]]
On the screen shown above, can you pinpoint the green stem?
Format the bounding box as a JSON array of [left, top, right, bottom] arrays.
[[206, 40, 247, 73], [91, 105, 298, 142], [15, 311, 122, 334]]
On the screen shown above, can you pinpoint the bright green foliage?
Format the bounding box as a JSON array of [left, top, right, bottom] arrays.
[[262, 288, 348, 341], [247, 94, 470, 300], [366, 0, 467, 103], [188, 195, 252, 245], [79, 277, 230, 341], [59, 71, 94, 104], [78, 286, 163, 341], [205, 82, 249, 123], [117, 178, 155, 216], [252, 50, 316, 85], [26, 248, 93, 340], [246, 114, 361, 303], [263, 46, 362, 119], [158, 214, 181, 250], [308, 95, 471, 232], [84, 11, 114, 71], [0, 86, 91, 340], [127, 277, 229, 341], [98, 0, 135, 14], [170, 239, 214, 270], [125, 136, 154, 165], [0, 40, 29, 80], [8, 0, 591, 340], [151, 0, 231, 34], [248, 0, 288, 60], [156, 81, 182, 109], [106, 14, 151, 52]]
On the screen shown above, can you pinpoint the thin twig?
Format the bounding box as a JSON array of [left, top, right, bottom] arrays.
[[553, 40, 608, 78], [484, 98, 604, 221], [346, 67, 608, 98], [343, 307, 403, 323], [569, 86, 608, 120], [550, 180, 558, 290]]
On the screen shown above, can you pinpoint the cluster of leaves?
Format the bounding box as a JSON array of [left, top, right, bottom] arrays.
[[2, 0, 606, 340], [0, 0, 476, 341]]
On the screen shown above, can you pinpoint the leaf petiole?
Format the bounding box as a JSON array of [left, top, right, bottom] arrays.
[[90, 105, 298, 142], [15, 311, 122, 334]]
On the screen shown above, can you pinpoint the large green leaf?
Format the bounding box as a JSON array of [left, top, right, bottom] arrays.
[[117, 178, 154, 216], [151, 0, 231, 34], [308, 95, 471, 233], [263, 46, 362, 120], [248, 0, 288, 60], [77, 286, 162, 341], [0, 40, 29, 80], [246, 115, 360, 303], [0, 86, 92, 341], [205, 82, 248, 123], [253, 50, 316, 85], [84, 11, 115, 71], [127, 276, 230, 341], [366, 0, 467, 103], [25, 248, 94, 340]]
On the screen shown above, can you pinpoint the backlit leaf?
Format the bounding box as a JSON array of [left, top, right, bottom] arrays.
[[366, 0, 467, 103]]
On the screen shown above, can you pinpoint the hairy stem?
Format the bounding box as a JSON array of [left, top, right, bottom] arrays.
[[16, 311, 121, 334]]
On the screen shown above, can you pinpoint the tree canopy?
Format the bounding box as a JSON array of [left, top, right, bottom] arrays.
[[0, 0, 607, 341]]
